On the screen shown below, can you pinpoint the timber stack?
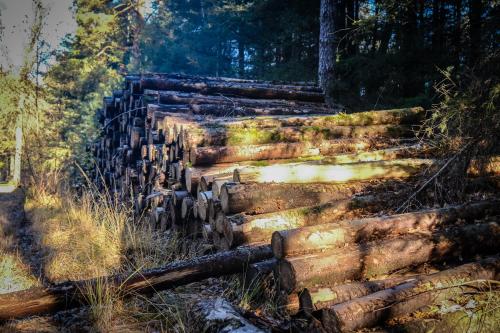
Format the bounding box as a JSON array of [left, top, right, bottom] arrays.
[[86, 72, 500, 332]]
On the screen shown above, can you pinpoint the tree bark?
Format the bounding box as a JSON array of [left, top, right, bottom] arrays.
[[137, 77, 325, 102], [272, 201, 500, 259], [220, 180, 378, 215], [184, 124, 411, 149], [319, 0, 336, 106], [276, 222, 499, 293], [223, 196, 380, 248], [189, 139, 413, 165], [300, 275, 416, 315], [234, 158, 432, 184], [318, 257, 500, 332], [0, 245, 273, 320]]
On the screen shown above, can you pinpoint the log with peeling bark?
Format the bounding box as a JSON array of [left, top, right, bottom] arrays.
[[0, 245, 273, 320], [183, 124, 412, 149], [233, 158, 432, 184], [220, 181, 379, 215], [317, 256, 500, 332], [132, 77, 325, 102], [272, 200, 500, 259], [188, 141, 418, 166], [299, 275, 419, 315], [276, 222, 499, 293], [224, 196, 379, 248], [152, 93, 422, 125]]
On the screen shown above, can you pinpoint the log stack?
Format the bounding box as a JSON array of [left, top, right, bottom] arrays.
[[89, 72, 500, 332]]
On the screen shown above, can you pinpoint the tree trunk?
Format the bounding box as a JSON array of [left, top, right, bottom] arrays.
[[0, 245, 273, 320], [319, 0, 336, 106], [272, 201, 500, 259], [318, 257, 500, 332], [220, 180, 377, 215], [276, 222, 499, 293]]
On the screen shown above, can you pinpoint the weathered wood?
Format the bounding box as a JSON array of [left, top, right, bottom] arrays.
[[223, 196, 377, 248], [234, 158, 432, 184], [299, 276, 419, 315], [0, 245, 273, 320], [272, 200, 500, 258], [189, 141, 417, 166], [220, 181, 382, 215], [276, 222, 499, 293], [184, 124, 411, 149], [243, 259, 278, 288], [318, 257, 500, 332], [197, 191, 213, 222], [135, 77, 325, 102]]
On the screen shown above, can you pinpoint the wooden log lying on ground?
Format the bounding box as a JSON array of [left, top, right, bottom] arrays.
[[317, 256, 500, 332], [276, 222, 499, 293], [0, 245, 273, 320], [220, 181, 379, 215], [188, 141, 418, 166], [234, 158, 432, 184], [272, 200, 500, 258], [224, 196, 379, 248]]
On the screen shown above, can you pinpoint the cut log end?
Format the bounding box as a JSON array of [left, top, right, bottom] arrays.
[[277, 260, 296, 293], [271, 231, 285, 259]]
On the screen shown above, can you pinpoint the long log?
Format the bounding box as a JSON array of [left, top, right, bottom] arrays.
[[184, 124, 411, 149], [318, 257, 500, 332], [272, 200, 500, 258], [220, 181, 379, 215], [188, 141, 418, 166], [0, 245, 273, 320], [276, 222, 499, 293], [223, 196, 379, 248], [299, 276, 417, 315], [135, 77, 325, 102], [233, 158, 432, 184]]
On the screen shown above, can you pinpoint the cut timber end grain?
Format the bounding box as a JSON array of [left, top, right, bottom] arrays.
[[276, 222, 499, 293], [220, 181, 380, 215], [318, 256, 500, 332], [271, 200, 500, 259], [233, 158, 433, 184], [197, 191, 213, 222]]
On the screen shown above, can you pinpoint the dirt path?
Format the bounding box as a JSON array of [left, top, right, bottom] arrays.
[[0, 188, 44, 282]]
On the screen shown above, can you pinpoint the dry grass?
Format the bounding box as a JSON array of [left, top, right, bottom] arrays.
[[0, 251, 39, 293], [22, 179, 205, 331]]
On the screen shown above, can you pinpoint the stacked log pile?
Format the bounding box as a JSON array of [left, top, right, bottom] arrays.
[[86, 73, 500, 331]]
